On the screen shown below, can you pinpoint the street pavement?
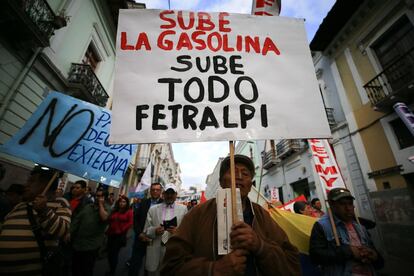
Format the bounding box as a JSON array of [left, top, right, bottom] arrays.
[[94, 230, 134, 276]]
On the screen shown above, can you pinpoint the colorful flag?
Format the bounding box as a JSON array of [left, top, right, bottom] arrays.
[[277, 194, 307, 212], [200, 191, 207, 204], [269, 207, 316, 254], [135, 161, 151, 192]]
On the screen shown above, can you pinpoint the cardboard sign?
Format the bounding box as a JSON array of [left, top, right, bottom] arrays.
[[216, 188, 243, 255], [270, 186, 279, 201], [0, 92, 136, 187], [308, 139, 346, 199], [110, 9, 331, 144]]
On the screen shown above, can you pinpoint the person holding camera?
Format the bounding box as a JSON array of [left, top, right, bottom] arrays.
[[143, 183, 187, 276]]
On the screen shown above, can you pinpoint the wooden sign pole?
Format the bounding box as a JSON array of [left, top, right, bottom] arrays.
[[256, 141, 267, 203], [41, 172, 59, 196], [229, 141, 238, 224], [327, 207, 341, 246]]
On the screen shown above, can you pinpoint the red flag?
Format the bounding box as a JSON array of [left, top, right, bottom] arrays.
[[200, 191, 207, 204], [277, 195, 307, 212]]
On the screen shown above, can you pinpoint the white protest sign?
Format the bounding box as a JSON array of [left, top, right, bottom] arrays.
[[308, 139, 346, 199], [270, 186, 279, 201], [217, 188, 243, 255], [110, 10, 331, 144]]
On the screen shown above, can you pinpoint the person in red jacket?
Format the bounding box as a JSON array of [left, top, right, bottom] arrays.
[[106, 195, 133, 275]]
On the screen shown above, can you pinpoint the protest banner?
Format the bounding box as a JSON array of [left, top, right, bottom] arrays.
[[252, 0, 281, 16], [270, 186, 280, 201], [394, 102, 414, 136], [110, 9, 331, 144], [308, 139, 346, 199], [0, 92, 136, 187]]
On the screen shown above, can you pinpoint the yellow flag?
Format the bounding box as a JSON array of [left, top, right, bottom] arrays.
[[269, 207, 317, 254]]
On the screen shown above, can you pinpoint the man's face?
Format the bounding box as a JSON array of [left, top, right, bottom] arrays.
[[23, 173, 46, 201], [314, 200, 322, 210], [163, 190, 177, 205], [72, 184, 85, 198], [331, 198, 355, 222], [302, 205, 313, 216], [220, 163, 253, 198], [150, 184, 162, 199], [95, 190, 104, 203]]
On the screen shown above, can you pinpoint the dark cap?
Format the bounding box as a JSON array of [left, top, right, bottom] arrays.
[[328, 188, 355, 202], [30, 165, 62, 191], [219, 154, 255, 180]]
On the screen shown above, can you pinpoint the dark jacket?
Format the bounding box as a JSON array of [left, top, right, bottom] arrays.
[[161, 198, 301, 276], [309, 214, 384, 276], [71, 195, 93, 220], [133, 197, 163, 234]]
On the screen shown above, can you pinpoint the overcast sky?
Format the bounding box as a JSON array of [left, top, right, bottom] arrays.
[[136, 0, 336, 190]]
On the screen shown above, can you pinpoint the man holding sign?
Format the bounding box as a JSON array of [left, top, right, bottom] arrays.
[[161, 155, 300, 275], [309, 188, 384, 275], [0, 166, 71, 276], [110, 10, 331, 145]]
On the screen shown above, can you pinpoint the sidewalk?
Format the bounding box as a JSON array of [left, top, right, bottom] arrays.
[[94, 230, 134, 276]]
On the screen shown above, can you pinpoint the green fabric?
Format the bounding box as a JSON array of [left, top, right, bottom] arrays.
[[70, 203, 110, 251]]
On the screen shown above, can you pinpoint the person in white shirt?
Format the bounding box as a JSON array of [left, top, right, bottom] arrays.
[[144, 183, 187, 276]]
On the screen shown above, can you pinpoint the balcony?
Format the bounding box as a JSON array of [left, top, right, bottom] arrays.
[[325, 108, 336, 128], [276, 139, 304, 160], [261, 150, 280, 169], [68, 63, 109, 107], [137, 157, 150, 169], [363, 47, 414, 111], [0, 0, 64, 48], [130, 157, 150, 170]]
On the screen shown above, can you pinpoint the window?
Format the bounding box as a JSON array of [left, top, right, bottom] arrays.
[[390, 118, 414, 149], [371, 16, 414, 91], [82, 44, 100, 71], [372, 16, 414, 68], [383, 182, 391, 190]]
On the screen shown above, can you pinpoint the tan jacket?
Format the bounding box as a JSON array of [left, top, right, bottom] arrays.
[[161, 198, 301, 276]]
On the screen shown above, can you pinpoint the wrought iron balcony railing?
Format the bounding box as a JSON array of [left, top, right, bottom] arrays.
[[131, 157, 150, 169], [68, 63, 109, 107], [23, 0, 56, 38], [363, 47, 414, 110], [1, 0, 62, 47], [261, 150, 279, 169], [325, 107, 336, 128], [276, 139, 304, 160]]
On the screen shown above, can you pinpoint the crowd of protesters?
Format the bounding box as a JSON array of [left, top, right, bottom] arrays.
[[0, 166, 196, 276], [0, 156, 385, 276]]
